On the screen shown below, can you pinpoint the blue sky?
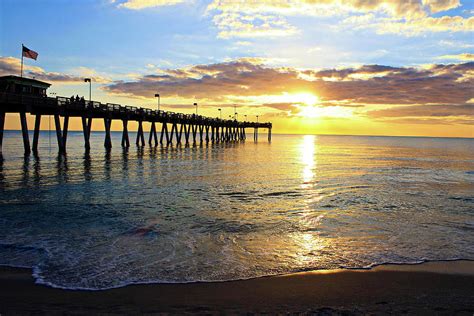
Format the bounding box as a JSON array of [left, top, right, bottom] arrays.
[[2, 0, 472, 71], [0, 0, 473, 137]]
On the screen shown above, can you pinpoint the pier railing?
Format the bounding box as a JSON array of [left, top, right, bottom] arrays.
[[0, 92, 272, 155]]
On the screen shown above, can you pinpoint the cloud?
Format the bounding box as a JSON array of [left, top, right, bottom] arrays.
[[0, 57, 111, 84], [116, 0, 471, 38], [422, 0, 461, 13], [374, 117, 474, 125], [437, 53, 474, 61], [206, 0, 441, 19], [367, 103, 474, 118], [439, 40, 474, 48], [211, 11, 299, 39], [118, 0, 187, 10], [341, 13, 473, 36], [206, 0, 469, 37], [104, 58, 474, 123]]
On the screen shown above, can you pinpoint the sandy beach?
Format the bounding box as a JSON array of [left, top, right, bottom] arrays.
[[0, 260, 473, 314]]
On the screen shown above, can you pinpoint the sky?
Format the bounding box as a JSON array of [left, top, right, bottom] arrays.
[[0, 0, 473, 137]]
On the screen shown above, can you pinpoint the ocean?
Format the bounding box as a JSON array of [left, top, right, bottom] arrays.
[[0, 131, 473, 290]]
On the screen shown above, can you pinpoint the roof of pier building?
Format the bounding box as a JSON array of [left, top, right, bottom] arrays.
[[0, 75, 51, 96], [0, 75, 51, 89]]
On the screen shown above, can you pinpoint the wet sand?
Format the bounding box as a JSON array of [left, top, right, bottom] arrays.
[[0, 260, 473, 314]]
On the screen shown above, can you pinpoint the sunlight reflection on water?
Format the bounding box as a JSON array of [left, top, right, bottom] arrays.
[[0, 131, 473, 289]]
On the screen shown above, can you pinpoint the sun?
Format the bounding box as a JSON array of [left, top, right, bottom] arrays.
[[291, 92, 319, 106]]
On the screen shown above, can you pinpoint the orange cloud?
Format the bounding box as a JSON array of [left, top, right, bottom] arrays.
[[105, 60, 473, 105], [0, 57, 111, 84]]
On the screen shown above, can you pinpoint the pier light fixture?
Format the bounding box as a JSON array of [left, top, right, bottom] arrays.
[[194, 102, 198, 115], [244, 114, 247, 121], [256, 115, 259, 123], [84, 78, 91, 104], [235, 112, 238, 121], [155, 93, 160, 111], [218, 108, 222, 119]]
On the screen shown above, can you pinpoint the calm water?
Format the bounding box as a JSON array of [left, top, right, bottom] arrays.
[[0, 131, 473, 290]]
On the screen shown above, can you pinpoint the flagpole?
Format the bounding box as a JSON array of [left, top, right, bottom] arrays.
[[20, 44, 24, 78]]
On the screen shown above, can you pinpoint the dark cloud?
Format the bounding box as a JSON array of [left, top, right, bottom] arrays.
[[367, 104, 474, 118], [105, 60, 474, 109], [378, 118, 474, 125]]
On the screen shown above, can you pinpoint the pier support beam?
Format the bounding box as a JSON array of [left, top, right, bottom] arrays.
[[205, 125, 210, 144], [82, 117, 92, 150], [54, 114, 65, 153], [122, 120, 130, 148], [199, 125, 204, 144], [168, 123, 177, 145], [184, 124, 190, 146], [32, 114, 41, 153], [62, 116, 69, 149], [268, 128, 272, 142], [174, 123, 181, 145], [104, 118, 112, 150], [20, 112, 31, 155], [160, 123, 169, 146], [149, 122, 158, 146], [136, 120, 145, 146], [191, 125, 197, 145], [178, 124, 184, 145], [0, 112, 4, 153]]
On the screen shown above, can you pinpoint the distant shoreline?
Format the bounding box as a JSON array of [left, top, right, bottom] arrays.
[[2, 129, 474, 139], [1, 260, 473, 314]]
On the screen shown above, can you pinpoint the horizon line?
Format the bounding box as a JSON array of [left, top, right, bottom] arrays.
[[3, 129, 473, 140]]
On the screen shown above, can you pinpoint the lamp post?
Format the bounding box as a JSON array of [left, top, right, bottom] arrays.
[[218, 108, 222, 119], [244, 115, 247, 121], [194, 102, 198, 115], [235, 112, 238, 121], [256, 115, 259, 123], [84, 78, 91, 105], [155, 93, 160, 111]]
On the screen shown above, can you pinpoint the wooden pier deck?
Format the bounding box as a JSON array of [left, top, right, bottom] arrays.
[[0, 93, 272, 155]]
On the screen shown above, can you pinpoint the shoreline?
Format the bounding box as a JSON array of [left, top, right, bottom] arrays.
[[1, 260, 473, 314]]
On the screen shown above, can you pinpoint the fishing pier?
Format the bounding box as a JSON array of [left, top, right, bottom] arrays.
[[0, 76, 272, 155]]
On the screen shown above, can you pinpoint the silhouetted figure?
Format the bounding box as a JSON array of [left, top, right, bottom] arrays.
[[79, 96, 85, 108]]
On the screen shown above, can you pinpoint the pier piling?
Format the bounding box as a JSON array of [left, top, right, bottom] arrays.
[[121, 120, 130, 148], [32, 114, 41, 152], [20, 112, 31, 155], [0, 112, 4, 153], [104, 118, 112, 149], [53, 114, 64, 153]]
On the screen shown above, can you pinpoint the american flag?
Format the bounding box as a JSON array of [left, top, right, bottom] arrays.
[[22, 45, 38, 60]]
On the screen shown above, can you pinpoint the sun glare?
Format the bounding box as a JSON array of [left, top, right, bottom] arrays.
[[298, 105, 353, 119], [294, 92, 319, 106]]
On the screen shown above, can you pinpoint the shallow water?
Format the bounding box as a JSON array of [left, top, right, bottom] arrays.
[[0, 131, 473, 290]]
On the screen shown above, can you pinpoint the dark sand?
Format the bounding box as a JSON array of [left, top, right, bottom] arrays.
[[1, 260, 473, 315]]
